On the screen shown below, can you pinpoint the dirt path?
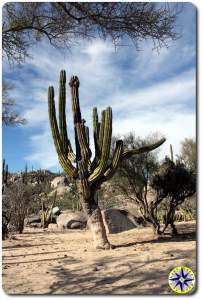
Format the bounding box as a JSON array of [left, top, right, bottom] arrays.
[[2, 221, 196, 295]]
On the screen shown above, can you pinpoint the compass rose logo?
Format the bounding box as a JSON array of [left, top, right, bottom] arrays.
[[168, 266, 195, 294]]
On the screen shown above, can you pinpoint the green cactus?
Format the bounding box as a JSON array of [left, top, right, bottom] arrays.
[[48, 70, 166, 249], [22, 164, 28, 184], [2, 159, 8, 191], [40, 191, 57, 228]]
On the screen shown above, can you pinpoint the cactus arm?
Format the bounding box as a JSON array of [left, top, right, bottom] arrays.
[[98, 110, 106, 153], [48, 86, 77, 178], [69, 76, 82, 162], [103, 140, 123, 180], [69, 76, 82, 124], [59, 70, 68, 155], [91, 108, 102, 172], [88, 107, 112, 182], [85, 125, 90, 148], [59, 70, 76, 163], [93, 107, 101, 157], [76, 123, 90, 163], [84, 124, 92, 159], [121, 138, 166, 160]]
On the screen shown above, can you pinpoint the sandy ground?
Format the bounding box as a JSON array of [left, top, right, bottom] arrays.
[[2, 221, 196, 295]]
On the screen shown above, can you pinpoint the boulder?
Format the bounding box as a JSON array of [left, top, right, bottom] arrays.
[[102, 208, 137, 234], [50, 176, 72, 196], [51, 176, 68, 189], [57, 210, 87, 229], [117, 204, 147, 227], [69, 221, 85, 229], [24, 215, 41, 226], [52, 206, 61, 216]]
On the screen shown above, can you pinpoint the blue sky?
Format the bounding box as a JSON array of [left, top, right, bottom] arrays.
[[2, 3, 196, 173]]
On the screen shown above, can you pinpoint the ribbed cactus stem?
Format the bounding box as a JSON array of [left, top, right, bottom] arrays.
[[88, 107, 112, 182], [59, 70, 68, 155], [121, 138, 166, 160], [69, 76, 82, 162], [104, 140, 123, 180], [48, 86, 77, 178]]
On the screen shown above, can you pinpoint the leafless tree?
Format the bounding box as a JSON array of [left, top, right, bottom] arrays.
[[2, 80, 26, 126], [151, 158, 196, 235], [4, 182, 41, 234], [2, 2, 181, 64], [114, 133, 162, 234]]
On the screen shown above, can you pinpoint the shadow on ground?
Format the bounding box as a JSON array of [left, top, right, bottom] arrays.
[[48, 248, 195, 295]]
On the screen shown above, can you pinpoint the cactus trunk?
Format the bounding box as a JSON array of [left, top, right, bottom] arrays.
[[78, 183, 110, 249], [48, 70, 166, 250]]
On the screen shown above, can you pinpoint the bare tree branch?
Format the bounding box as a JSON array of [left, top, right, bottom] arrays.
[[2, 2, 181, 64]]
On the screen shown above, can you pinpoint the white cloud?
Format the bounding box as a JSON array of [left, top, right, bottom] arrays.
[[4, 31, 196, 170], [24, 130, 59, 169]]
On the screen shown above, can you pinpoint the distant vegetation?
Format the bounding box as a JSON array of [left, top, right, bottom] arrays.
[[2, 136, 196, 241]]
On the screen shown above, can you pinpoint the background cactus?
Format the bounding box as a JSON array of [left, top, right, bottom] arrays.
[[170, 144, 174, 162], [2, 159, 8, 191], [48, 70, 165, 249], [2, 159, 10, 239], [40, 191, 57, 228]]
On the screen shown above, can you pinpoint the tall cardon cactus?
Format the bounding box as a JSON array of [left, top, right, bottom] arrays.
[[48, 70, 165, 249]]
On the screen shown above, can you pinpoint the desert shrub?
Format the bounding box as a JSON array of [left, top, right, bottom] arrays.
[[114, 133, 161, 233], [114, 134, 196, 235], [2, 194, 11, 240], [40, 191, 57, 228], [4, 182, 42, 233], [151, 158, 196, 234], [57, 190, 82, 211]]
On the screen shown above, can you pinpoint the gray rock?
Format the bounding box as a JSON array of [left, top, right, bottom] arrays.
[[69, 221, 85, 229], [24, 215, 41, 225], [57, 210, 87, 229], [51, 176, 68, 189], [102, 208, 137, 234], [52, 206, 61, 216]]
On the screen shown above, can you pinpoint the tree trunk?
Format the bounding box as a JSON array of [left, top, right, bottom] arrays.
[[147, 205, 162, 236], [170, 221, 178, 235]]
